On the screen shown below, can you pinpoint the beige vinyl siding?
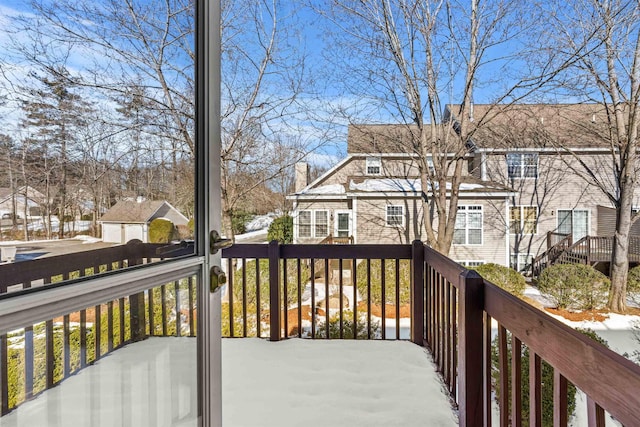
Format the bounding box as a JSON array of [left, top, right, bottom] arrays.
[[355, 197, 425, 244]]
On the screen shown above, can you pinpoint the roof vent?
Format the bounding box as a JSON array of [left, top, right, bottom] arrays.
[[592, 114, 596, 123]]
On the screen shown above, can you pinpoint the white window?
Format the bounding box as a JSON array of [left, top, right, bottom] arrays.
[[297, 209, 329, 238], [457, 260, 485, 268], [366, 156, 382, 175], [335, 211, 351, 237], [298, 210, 312, 238], [453, 205, 483, 245], [506, 153, 538, 178], [509, 206, 538, 234], [386, 205, 404, 227], [314, 210, 329, 237], [510, 253, 532, 273]]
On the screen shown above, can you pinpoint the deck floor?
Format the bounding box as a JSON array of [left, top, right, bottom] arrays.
[[0, 337, 457, 427]]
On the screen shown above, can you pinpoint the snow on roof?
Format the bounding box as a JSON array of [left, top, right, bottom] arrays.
[[349, 178, 494, 193], [300, 183, 346, 195]]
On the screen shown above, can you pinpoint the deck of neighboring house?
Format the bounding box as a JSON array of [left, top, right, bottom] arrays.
[[1, 241, 640, 426], [532, 233, 640, 277]]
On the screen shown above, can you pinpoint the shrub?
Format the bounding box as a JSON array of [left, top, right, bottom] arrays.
[[231, 210, 253, 235], [627, 265, 640, 305], [267, 215, 293, 244], [315, 311, 381, 339], [538, 264, 610, 310], [355, 259, 411, 306], [148, 218, 175, 243], [473, 263, 526, 297], [187, 217, 195, 233]]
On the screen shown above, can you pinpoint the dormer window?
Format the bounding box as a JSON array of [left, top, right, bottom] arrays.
[[506, 153, 538, 179], [366, 156, 382, 175]]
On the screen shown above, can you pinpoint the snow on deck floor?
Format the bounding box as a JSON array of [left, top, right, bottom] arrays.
[[0, 337, 457, 427]]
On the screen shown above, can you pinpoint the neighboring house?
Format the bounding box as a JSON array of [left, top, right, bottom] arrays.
[[0, 186, 47, 218], [288, 124, 516, 267], [453, 104, 632, 272], [290, 104, 638, 272], [99, 200, 189, 244]]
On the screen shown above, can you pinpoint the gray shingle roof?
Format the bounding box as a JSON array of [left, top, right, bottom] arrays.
[[99, 200, 167, 223]]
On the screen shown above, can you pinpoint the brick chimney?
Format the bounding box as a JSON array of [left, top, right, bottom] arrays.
[[295, 162, 310, 192]]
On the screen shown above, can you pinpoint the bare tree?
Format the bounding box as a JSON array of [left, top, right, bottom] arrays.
[[315, 0, 567, 255], [548, 0, 640, 312]]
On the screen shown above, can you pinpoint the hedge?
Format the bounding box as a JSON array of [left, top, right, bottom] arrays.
[[473, 263, 526, 297], [538, 264, 610, 310]]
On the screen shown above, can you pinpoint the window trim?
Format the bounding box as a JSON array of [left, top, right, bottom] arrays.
[[366, 156, 382, 175], [457, 260, 485, 268], [510, 253, 533, 273], [506, 152, 538, 179], [509, 205, 538, 235], [453, 204, 483, 246], [385, 204, 405, 227]]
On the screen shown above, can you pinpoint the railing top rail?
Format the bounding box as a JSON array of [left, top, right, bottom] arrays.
[[0, 242, 187, 292], [221, 243, 413, 260], [423, 246, 466, 285], [483, 279, 640, 426]]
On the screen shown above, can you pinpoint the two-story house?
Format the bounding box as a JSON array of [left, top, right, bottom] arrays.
[[288, 124, 515, 267], [290, 104, 637, 272]]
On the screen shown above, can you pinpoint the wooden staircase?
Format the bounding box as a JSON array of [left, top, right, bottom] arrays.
[[531, 232, 640, 278]]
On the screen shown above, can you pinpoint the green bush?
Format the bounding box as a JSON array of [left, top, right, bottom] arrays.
[[187, 217, 195, 233], [231, 210, 253, 235], [538, 264, 610, 310], [473, 263, 526, 297], [148, 218, 175, 243], [627, 265, 640, 305], [267, 215, 293, 244], [315, 311, 381, 339], [492, 327, 608, 426], [355, 259, 411, 306]]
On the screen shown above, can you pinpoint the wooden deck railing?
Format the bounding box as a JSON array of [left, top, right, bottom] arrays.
[[0, 241, 196, 415], [3, 240, 640, 425]]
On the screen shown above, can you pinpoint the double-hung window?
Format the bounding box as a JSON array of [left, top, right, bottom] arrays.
[[510, 206, 538, 234], [297, 209, 329, 238], [366, 156, 382, 175], [453, 205, 483, 245], [386, 205, 404, 227], [507, 153, 538, 178], [510, 253, 533, 272]]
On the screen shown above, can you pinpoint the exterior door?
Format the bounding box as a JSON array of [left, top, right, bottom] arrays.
[[334, 210, 352, 238], [558, 209, 589, 242]]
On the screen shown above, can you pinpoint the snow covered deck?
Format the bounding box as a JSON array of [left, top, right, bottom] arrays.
[[0, 337, 457, 427]]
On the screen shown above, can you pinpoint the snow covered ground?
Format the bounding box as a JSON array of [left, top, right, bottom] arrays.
[[0, 337, 458, 427]]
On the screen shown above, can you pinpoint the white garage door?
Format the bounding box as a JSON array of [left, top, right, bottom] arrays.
[[102, 223, 122, 243], [124, 224, 144, 243]]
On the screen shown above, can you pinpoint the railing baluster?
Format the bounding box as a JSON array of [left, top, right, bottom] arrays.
[[381, 259, 386, 340], [512, 336, 523, 427], [46, 320, 54, 388], [268, 241, 280, 341], [444, 277, 451, 385], [367, 259, 371, 340], [1, 334, 8, 415], [450, 285, 458, 398], [530, 352, 542, 427], [256, 260, 261, 338], [395, 259, 400, 340], [175, 280, 181, 337], [352, 258, 357, 340], [498, 325, 509, 427], [228, 258, 234, 338], [586, 397, 605, 427], [25, 326, 34, 398], [63, 314, 71, 378], [148, 288, 155, 336], [95, 305, 102, 361], [339, 259, 344, 339], [188, 276, 195, 337], [484, 313, 492, 427], [242, 258, 247, 338], [80, 310, 87, 368], [283, 259, 288, 338], [554, 370, 569, 427], [297, 259, 301, 338], [311, 259, 316, 339], [324, 258, 329, 339], [161, 285, 167, 336], [119, 297, 125, 344], [107, 301, 114, 352]]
